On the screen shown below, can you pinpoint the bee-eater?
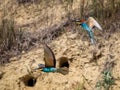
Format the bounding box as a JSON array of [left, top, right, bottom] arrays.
[[74, 17, 102, 44], [34, 43, 69, 75]]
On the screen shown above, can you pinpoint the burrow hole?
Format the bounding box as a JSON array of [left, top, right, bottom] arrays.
[[20, 74, 37, 87]]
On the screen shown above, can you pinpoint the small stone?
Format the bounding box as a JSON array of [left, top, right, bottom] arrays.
[[10, 57, 17, 61], [84, 41, 89, 46], [22, 51, 25, 54], [0, 71, 4, 79], [69, 33, 77, 39], [81, 55, 87, 58]]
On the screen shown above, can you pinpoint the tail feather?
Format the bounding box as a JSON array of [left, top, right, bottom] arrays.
[[88, 31, 96, 44], [57, 57, 69, 75], [90, 38, 96, 45], [57, 67, 69, 75]]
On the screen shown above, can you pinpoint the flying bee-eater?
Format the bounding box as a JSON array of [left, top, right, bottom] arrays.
[[34, 43, 69, 75], [73, 17, 102, 44]]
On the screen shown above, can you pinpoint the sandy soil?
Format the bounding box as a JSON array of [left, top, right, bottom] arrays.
[[0, 28, 120, 90], [0, 0, 120, 90]]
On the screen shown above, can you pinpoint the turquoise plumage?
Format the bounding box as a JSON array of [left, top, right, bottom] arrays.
[[81, 22, 96, 44], [34, 64, 57, 72], [42, 43, 57, 72], [74, 17, 102, 44], [42, 67, 57, 72], [34, 43, 69, 75]]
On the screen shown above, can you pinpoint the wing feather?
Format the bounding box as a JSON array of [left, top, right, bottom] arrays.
[[43, 44, 56, 68], [87, 17, 102, 31]]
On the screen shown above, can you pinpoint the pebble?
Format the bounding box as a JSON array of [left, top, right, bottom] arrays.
[[0, 71, 4, 79]]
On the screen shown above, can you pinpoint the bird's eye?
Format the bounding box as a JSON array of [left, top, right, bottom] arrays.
[[38, 64, 45, 68]]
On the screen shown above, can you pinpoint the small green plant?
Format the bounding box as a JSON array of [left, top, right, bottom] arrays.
[[76, 81, 85, 90], [96, 70, 115, 90], [95, 60, 115, 90]]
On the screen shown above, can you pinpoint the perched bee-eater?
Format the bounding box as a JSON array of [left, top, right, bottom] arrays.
[[74, 17, 102, 44]]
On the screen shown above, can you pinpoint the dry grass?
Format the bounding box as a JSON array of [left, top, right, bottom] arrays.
[[0, 0, 120, 64], [0, 17, 24, 64]]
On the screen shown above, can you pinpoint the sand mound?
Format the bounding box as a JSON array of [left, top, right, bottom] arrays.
[[0, 29, 120, 90]]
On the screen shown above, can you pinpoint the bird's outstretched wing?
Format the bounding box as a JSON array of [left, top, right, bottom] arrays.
[[87, 17, 102, 31], [43, 43, 56, 68]]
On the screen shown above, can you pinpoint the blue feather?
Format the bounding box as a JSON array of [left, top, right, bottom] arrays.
[[42, 67, 57, 72], [80, 22, 95, 44]]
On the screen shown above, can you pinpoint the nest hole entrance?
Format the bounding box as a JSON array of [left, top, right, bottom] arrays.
[[59, 57, 69, 68], [20, 75, 37, 87], [58, 57, 70, 75]]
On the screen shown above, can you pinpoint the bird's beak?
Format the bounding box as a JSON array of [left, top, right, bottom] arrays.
[[72, 19, 80, 22], [72, 19, 82, 25], [76, 21, 82, 25]]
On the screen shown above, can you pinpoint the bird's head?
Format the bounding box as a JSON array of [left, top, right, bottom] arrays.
[[38, 64, 45, 69], [72, 19, 86, 25]]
